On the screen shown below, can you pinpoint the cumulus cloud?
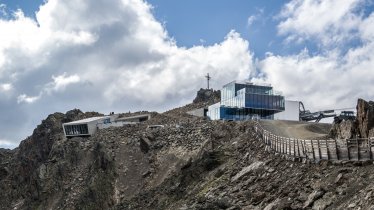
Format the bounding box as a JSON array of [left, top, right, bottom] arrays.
[[277, 0, 364, 45], [257, 0, 374, 112], [0, 0, 254, 147]]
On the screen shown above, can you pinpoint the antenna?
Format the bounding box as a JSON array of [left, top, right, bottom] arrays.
[[205, 73, 211, 89]]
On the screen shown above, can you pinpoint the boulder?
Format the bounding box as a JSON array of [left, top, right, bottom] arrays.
[[231, 161, 264, 182]]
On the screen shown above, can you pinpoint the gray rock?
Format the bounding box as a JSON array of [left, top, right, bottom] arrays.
[[304, 190, 325, 208], [312, 192, 335, 210], [139, 137, 151, 153], [264, 198, 291, 210], [231, 161, 264, 182], [356, 99, 374, 138], [335, 173, 343, 184]]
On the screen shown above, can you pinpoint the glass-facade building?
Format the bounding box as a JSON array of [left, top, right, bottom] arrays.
[[207, 81, 285, 120]]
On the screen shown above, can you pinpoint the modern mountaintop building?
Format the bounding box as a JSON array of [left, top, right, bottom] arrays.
[[207, 80, 285, 120], [62, 113, 151, 138]]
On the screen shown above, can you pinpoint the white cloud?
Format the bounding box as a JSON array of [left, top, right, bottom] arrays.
[[247, 15, 257, 27], [258, 42, 374, 110], [256, 0, 374, 111], [359, 13, 374, 41], [0, 83, 12, 92], [17, 94, 41, 104], [278, 0, 365, 45], [247, 9, 264, 27], [48, 73, 80, 92], [0, 0, 254, 147]]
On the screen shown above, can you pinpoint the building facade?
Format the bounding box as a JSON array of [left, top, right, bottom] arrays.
[[274, 100, 300, 121], [63, 113, 152, 138], [207, 81, 285, 120]]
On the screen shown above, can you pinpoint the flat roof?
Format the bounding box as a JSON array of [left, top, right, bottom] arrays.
[[115, 114, 151, 121], [63, 116, 107, 125], [223, 80, 272, 88]]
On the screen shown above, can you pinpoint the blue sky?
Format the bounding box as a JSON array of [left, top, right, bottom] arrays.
[[0, 0, 374, 148]]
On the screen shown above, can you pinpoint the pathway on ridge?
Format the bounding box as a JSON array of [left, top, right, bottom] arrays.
[[259, 120, 331, 139]]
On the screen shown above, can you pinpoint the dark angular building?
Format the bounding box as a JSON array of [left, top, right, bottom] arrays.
[[207, 80, 285, 120]]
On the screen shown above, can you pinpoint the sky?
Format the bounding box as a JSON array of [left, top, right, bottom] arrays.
[[0, 0, 373, 148]]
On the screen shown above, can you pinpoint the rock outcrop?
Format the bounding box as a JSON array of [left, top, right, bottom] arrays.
[[329, 119, 356, 139], [356, 98, 374, 138], [330, 98, 374, 139], [193, 88, 220, 104]]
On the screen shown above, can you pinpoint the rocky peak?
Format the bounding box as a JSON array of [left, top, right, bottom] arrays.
[[193, 88, 220, 104]]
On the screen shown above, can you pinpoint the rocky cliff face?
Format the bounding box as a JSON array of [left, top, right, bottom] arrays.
[[356, 98, 374, 138], [330, 98, 374, 139], [0, 109, 103, 209], [2, 98, 374, 209]]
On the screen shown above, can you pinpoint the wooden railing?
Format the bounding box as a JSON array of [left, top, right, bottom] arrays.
[[252, 121, 374, 161]]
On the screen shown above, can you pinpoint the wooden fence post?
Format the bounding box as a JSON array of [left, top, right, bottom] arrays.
[[335, 139, 339, 160], [303, 139, 307, 159], [311, 140, 315, 160], [346, 139, 350, 160], [325, 139, 330, 160], [281, 136, 284, 154], [317, 139, 322, 160], [357, 138, 360, 161], [275, 135, 278, 152], [297, 139, 300, 157], [369, 138, 372, 160], [293, 138, 296, 157], [287, 138, 289, 155], [270, 134, 273, 150], [286, 138, 288, 155]]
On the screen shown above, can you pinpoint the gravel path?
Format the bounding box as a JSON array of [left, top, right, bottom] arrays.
[[259, 119, 331, 139]]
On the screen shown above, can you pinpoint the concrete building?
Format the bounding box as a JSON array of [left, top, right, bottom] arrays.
[[187, 108, 208, 117], [63, 113, 151, 138], [115, 114, 151, 123], [207, 80, 285, 120], [274, 100, 300, 121], [63, 116, 109, 138]]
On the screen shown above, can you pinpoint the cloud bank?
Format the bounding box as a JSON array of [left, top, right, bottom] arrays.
[[0, 0, 254, 147], [256, 0, 374, 111]]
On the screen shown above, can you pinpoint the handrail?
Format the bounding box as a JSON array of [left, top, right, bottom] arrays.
[[251, 120, 374, 161]]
